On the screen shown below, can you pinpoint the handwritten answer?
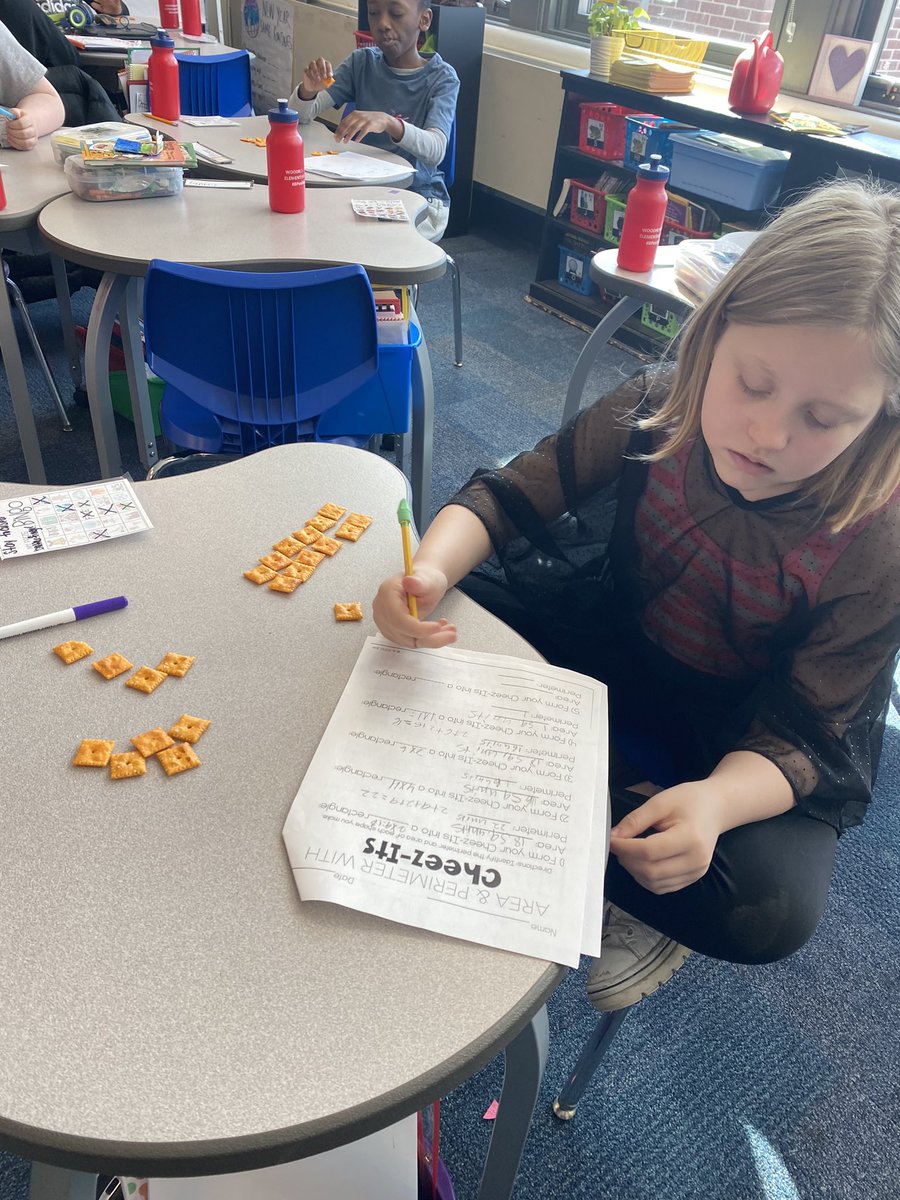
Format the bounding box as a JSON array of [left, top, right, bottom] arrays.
[[0, 479, 152, 559], [282, 638, 608, 967]]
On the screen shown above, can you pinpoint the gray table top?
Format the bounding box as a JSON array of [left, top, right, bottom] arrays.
[[590, 245, 696, 311], [38, 184, 447, 285], [0, 445, 563, 1175], [0, 137, 69, 235], [125, 115, 414, 188]]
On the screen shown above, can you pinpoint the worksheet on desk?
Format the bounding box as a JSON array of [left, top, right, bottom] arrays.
[[0, 478, 152, 559], [282, 637, 608, 967], [304, 152, 406, 180]]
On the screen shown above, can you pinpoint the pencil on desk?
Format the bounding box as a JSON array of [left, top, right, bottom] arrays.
[[148, 113, 178, 125], [396, 499, 418, 619]]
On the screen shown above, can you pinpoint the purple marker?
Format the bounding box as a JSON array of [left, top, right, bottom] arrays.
[[0, 596, 128, 642]]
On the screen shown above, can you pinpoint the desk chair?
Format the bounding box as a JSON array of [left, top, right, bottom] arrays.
[[142, 261, 425, 519], [2, 258, 72, 432], [343, 103, 462, 366], [174, 50, 253, 118]]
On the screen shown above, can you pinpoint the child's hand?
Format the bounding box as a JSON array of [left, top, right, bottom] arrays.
[[299, 59, 334, 99], [4, 109, 38, 151], [609, 781, 727, 894], [372, 564, 458, 649], [334, 109, 397, 143]]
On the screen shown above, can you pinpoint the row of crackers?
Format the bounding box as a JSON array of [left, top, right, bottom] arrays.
[[73, 716, 211, 779], [243, 503, 373, 596]]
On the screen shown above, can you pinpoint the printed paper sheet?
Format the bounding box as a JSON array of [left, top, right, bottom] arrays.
[[283, 638, 608, 967], [0, 478, 152, 559]]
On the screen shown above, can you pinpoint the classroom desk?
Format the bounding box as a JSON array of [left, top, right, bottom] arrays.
[[0, 137, 82, 486], [75, 33, 241, 92], [0, 442, 564, 1200], [562, 246, 695, 424], [38, 185, 446, 532], [126, 115, 415, 188]]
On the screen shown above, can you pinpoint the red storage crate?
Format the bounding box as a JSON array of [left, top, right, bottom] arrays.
[[578, 103, 632, 161], [569, 181, 606, 232], [659, 219, 715, 246], [354, 30, 376, 47]]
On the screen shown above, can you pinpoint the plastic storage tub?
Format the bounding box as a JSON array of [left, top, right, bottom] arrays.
[[64, 155, 184, 201], [315, 317, 422, 439], [667, 131, 789, 210], [570, 181, 607, 232], [603, 193, 628, 245], [51, 123, 154, 165], [558, 244, 594, 295], [624, 114, 696, 171], [578, 103, 632, 160]]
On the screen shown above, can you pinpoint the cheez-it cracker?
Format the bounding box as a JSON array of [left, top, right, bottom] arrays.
[[291, 526, 320, 545], [53, 640, 93, 664], [109, 751, 146, 780], [156, 743, 201, 777], [334, 602, 363, 622], [318, 503, 346, 521], [132, 727, 175, 758], [307, 514, 336, 533], [244, 565, 278, 585], [156, 652, 195, 678], [335, 522, 363, 542], [345, 512, 373, 530], [73, 739, 116, 767], [311, 535, 341, 557], [168, 714, 211, 745], [126, 666, 167, 695], [93, 652, 133, 680], [281, 562, 315, 582], [259, 551, 293, 571], [295, 548, 325, 568], [273, 536, 305, 557], [269, 574, 302, 593]]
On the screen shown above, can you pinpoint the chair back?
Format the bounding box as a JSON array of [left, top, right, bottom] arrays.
[[143, 260, 380, 455], [174, 49, 253, 117]]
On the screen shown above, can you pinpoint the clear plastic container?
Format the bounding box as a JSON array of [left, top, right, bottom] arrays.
[[50, 123, 154, 166], [64, 155, 184, 202]]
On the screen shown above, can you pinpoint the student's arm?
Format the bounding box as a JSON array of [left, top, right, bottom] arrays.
[[609, 753, 796, 894], [4, 77, 64, 150], [371, 503, 492, 649]]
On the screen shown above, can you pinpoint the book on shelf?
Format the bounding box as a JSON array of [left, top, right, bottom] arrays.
[[609, 54, 696, 94]]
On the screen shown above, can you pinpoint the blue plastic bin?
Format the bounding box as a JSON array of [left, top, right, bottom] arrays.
[[558, 245, 594, 295], [315, 317, 421, 438], [667, 131, 789, 211], [624, 114, 696, 171]]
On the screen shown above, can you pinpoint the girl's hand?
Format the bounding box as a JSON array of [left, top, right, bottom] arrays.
[[300, 59, 334, 99], [5, 109, 37, 151], [334, 109, 396, 143], [609, 780, 727, 894], [372, 564, 458, 649]]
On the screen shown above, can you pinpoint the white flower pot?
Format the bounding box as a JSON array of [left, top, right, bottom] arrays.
[[590, 33, 625, 81]]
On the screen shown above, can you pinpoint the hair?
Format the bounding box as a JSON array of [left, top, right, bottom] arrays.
[[640, 178, 900, 530]]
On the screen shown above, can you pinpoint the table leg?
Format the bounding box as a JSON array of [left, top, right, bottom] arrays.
[[119, 277, 158, 473], [49, 253, 83, 389], [476, 1005, 550, 1200], [408, 311, 434, 535], [0, 256, 47, 484], [28, 1163, 97, 1200], [84, 271, 126, 478], [561, 296, 643, 427]]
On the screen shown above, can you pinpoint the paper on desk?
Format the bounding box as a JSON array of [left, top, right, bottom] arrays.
[[0, 477, 152, 559], [282, 637, 608, 967], [179, 116, 240, 127], [304, 151, 405, 180]]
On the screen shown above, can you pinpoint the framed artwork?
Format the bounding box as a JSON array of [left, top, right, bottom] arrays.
[[807, 34, 875, 106]]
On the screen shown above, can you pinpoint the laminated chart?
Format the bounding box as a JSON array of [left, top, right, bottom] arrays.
[[0, 478, 153, 559]]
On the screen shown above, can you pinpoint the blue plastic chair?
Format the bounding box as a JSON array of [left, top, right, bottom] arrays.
[[142, 261, 425, 519], [174, 49, 253, 118]]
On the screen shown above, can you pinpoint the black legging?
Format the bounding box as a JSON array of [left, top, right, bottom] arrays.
[[458, 571, 839, 965]]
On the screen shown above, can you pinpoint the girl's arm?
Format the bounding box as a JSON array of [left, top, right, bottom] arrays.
[[371, 503, 492, 649], [609, 751, 796, 895], [3, 78, 64, 150]]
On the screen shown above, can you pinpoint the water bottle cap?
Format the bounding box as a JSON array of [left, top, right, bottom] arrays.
[[269, 98, 299, 123], [150, 30, 175, 47], [637, 153, 669, 181]]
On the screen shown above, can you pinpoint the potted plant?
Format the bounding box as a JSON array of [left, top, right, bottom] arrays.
[[588, 2, 648, 80]]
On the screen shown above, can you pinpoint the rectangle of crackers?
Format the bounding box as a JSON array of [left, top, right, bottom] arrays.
[[311, 536, 341, 556]]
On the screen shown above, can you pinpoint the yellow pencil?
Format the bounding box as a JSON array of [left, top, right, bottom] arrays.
[[148, 113, 178, 125], [397, 499, 418, 619]]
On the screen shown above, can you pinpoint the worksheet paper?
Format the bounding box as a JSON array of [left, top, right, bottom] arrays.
[[0, 478, 152, 559], [305, 152, 406, 181], [282, 638, 608, 967]]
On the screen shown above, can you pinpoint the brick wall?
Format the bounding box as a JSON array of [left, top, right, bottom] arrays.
[[642, 1, 775, 44], [877, 7, 900, 78]]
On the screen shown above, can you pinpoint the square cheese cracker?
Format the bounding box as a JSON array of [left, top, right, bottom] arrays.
[[132, 727, 175, 757], [109, 752, 146, 780], [156, 743, 201, 776], [73, 739, 115, 767], [93, 652, 133, 680], [125, 666, 167, 694], [334, 602, 363, 622], [53, 640, 93, 665], [311, 536, 341, 557], [155, 652, 195, 678], [168, 714, 211, 744]]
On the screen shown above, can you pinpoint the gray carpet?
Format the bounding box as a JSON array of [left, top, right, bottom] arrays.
[[1, 228, 898, 1200]]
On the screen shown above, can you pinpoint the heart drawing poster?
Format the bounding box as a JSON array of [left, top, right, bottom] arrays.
[[807, 34, 875, 106]]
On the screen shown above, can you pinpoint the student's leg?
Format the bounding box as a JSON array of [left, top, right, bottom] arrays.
[[605, 786, 839, 964]]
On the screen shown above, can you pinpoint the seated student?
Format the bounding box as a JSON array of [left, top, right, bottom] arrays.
[[0, 18, 65, 149], [289, 0, 459, 241]]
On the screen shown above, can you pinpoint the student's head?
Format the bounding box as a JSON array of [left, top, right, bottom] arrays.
[[643, 179, 900, 529], [366, 0, 432, 67]]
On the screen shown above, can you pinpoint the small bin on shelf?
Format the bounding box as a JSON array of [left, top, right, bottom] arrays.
[[641, 301, 683, 339], [578, 103, 632, 161], [569, 181, 607, 232], [660, 218, 715, 246], [624, 114, 696, 171], [603, 193, 628, 245], [558, 243, 595, 296], [667, 131, 789, 211]]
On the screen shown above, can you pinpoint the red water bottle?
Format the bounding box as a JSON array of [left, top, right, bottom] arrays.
[[266, 99, 305, 214], [157, 0, 179, 29], [617, 153, 670, 273], [148, 31, 181, 122], [180, 0, 203, 38], [0, 169, 6, 212]]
